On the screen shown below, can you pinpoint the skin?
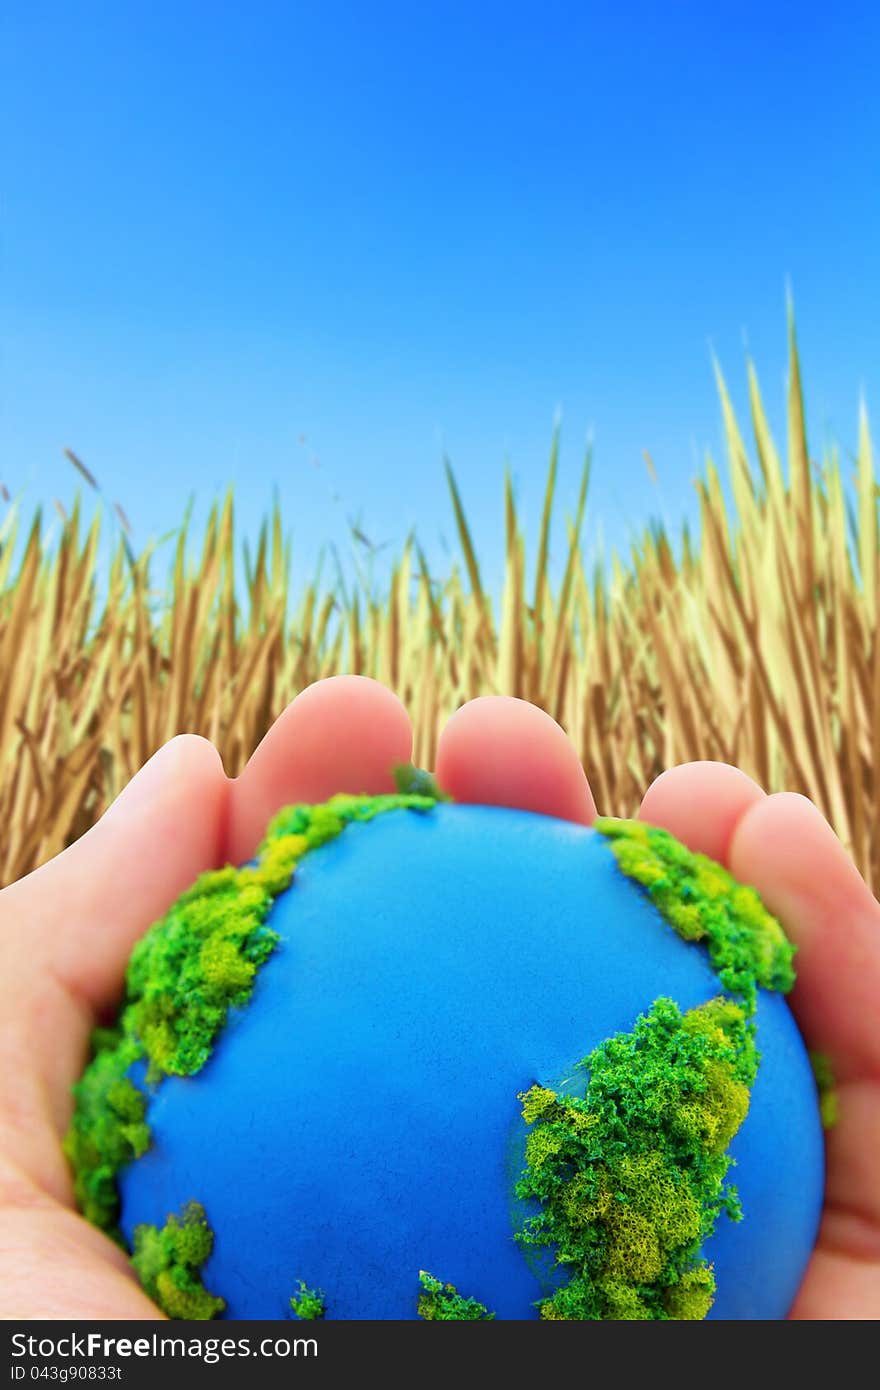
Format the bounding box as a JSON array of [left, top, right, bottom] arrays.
[[0, 675, 878, 1320]]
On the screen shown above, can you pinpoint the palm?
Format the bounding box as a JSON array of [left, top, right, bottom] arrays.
[[1, 677, 877, 1318]]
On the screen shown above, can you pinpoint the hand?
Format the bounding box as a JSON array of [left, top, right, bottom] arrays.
[[1, 676, 878, 1318]]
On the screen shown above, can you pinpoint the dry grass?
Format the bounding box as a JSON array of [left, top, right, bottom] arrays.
[[1, 305, 877, 891]]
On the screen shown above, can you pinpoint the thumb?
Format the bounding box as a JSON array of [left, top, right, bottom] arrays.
[[1, 734, 228, 1085]]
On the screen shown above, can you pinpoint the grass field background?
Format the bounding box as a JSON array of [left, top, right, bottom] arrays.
[[2, 311, 877, 892]]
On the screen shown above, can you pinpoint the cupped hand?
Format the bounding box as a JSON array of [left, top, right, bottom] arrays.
[[0, 676, 878, 1318]]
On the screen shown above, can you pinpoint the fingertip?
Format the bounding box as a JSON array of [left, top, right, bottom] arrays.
[[727, 791, 872, 932], [436, 696, 596, 825], [103, 734, 227, 827], [11, 731, 230, 1018], [228, 675, 414, 861], [293, 673, 410, 722], [638, 760, 766, 864]]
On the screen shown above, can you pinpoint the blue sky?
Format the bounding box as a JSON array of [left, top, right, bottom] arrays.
[[2, 1, 878, 604]]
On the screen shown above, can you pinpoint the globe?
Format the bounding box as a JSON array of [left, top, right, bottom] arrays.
[[66, 792, 824, 1321]]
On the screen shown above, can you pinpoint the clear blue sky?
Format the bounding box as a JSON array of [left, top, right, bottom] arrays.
[[2, 1, 878, 604]]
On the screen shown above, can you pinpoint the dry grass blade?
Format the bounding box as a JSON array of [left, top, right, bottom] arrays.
[[785, 298, 816, 609], [64, 449, 100, 491], [533, 424, 559, 655], [857, 400, 877, 636], [444, 457, 493, 639]]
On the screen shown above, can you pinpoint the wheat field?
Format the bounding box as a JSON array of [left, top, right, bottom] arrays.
[[1, 308, 877, 892]]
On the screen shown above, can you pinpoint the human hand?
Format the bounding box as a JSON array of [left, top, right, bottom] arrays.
[[1, 676, 878, 1318]]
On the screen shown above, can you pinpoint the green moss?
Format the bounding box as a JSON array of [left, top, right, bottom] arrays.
[[289, 1281, 326, 1320], [65, 791, 438, 1240], [515, 996, 758, 1320], [417, 1271, 496, 1320], [131, 1202, 225, 1320], [62, 1034, 148, 1234], [593, 817, 796, 1015], [809, 1051, 839, 1130]]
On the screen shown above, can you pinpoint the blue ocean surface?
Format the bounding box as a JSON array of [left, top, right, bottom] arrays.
[[119, 803, 824, 1319]]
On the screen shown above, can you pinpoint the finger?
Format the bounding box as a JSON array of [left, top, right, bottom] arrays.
[[726, 792, 880, 1083], [228, 675, 414, 863], [435, 696, 596, 824], [638, 760, 766, 863], [3, 735, 228, 1019]]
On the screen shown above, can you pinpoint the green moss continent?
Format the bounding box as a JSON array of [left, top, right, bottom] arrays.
[[515, 996, 756, 1319], [513, 816, 798, 1320], [417, 1271, 496, 1320], [64, 791, 438, 1239], [131, 1201, 225, 1320], [289, 1281, 326, 1320]]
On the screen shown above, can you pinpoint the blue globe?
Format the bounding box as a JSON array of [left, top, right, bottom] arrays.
[[116, 801, 823, 1319]]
